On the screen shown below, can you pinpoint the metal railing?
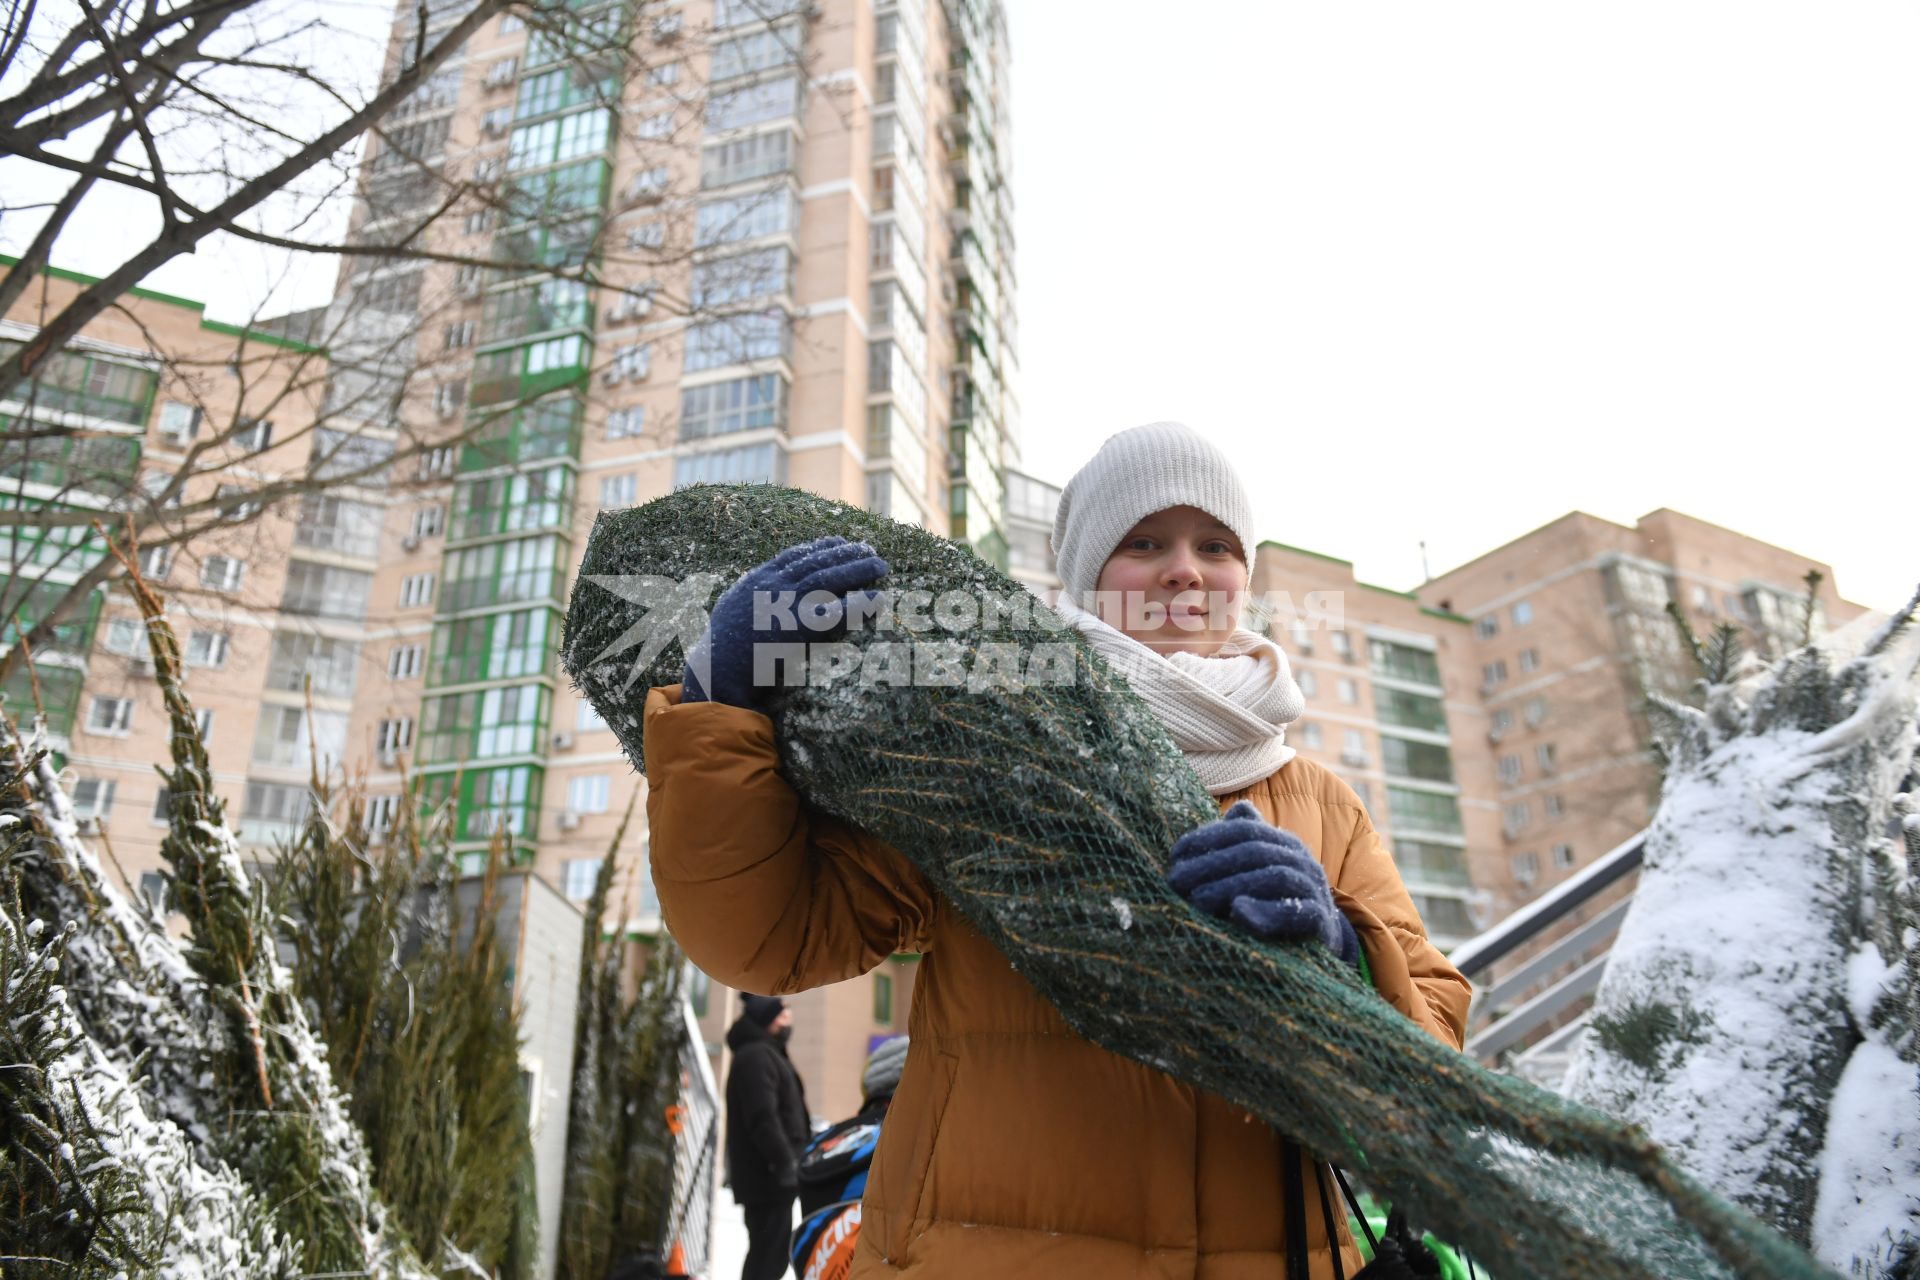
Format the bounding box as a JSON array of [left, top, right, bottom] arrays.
[[1450, 829, 1647, 1069], [661, 997, 720, 1278]]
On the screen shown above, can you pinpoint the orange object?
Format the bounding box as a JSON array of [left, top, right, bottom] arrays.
[[664, 1102, 685, 1136], [664, 1239, 687, 1277]]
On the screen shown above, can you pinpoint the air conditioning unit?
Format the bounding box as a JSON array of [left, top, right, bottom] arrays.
[[378, 749, 401, 768], [401, 534, 422, 552], [557, 809, 582, 831], [551, 731, 575, 751], [1340, 750, 1372, 768], [76, 815, 102, 835], [1487, 726, 1506, 744], [601, 366, 625, 386], [129, 655, 157, 677]]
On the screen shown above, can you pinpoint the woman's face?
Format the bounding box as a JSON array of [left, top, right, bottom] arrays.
[[1093, 505, 1249, 657]]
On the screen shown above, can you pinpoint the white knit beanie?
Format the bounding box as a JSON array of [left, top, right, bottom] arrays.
[[1050, 422, 1257, 601]]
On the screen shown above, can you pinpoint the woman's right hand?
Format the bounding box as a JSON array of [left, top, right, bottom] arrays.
[[680, 535, 889, 710]]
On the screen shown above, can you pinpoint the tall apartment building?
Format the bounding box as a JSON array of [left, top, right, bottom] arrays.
[[1246, 543, 1489, 948], [324, 0, 1019, 1119], [1417, 508, 1870, 921]]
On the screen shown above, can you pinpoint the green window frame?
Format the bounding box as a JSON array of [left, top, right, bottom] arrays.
[[472, 337, 591, 408], [0, 427, 142, 497], [461, 396, 583, 472], [480, 279, 592, 348], [439, 535, 568, 614], [451, 465, 576, 541], [428, 607, 560, 687], [422, 764, 545, 844], [1374, 687, 1448, 735], [418, 683, 551, 765], [1379, 735, 1456, 785], [0, 340, 158, 425], [1385, 786, 1464, 838], [872, 971, 893, 1023], [1368, 639, 1442, 687]]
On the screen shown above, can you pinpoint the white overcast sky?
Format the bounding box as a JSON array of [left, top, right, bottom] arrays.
[[16, 0, 1915, 609], [1005, 1, 1919, 612]]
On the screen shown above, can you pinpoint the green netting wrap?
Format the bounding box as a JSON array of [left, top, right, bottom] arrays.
[[562, 484, 1836, 1280]]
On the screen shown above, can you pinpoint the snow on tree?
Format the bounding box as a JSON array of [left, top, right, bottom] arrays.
[[1564, 581, 1920, 1277], [0, 562, 431, 1277]]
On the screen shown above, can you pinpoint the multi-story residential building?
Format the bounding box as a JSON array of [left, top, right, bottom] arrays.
[[0, 264, 393, 890], [1002, 466, 1061, 592], [325, 0, 1019, 1119], [1249, 542, 1489, 948], [1417, 508, 1869, 921]]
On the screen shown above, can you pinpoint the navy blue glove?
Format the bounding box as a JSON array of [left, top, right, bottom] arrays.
[[1167, 800, 1360, 965], [681, 535, 889, 710]]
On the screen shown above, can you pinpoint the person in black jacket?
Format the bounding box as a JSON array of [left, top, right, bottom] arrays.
[[725, 994, 810, 1280]]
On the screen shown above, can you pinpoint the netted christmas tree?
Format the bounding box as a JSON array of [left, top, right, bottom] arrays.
[[1564, 584, 1920, 1278], [556, 798, 687, 1280], [0, 566, 427, 1278], [564, 483, 1845, 1280]]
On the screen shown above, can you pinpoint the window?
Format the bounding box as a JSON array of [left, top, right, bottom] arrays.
[[627, 221, 666, 251], [139, 544, 174, 579], [607, 405, 647, 439], [388, 643, 424, 680], [1474, 615, 1499, 640], [1523, 696, 1548, 727], [1518, 647, 1540, 674], [1375, 687, 1447, 734], [649, 60, 681, 86], [139, 870, 170, 911], [103, 617, 145, 655], [419, 445, 456, 479], [410, 505, 445, 540], [563, 857, 603, 901], [365, 794, 401, 841], [195, 708, 214, 740], [1380, 736, 1455, 784], [151, 788, 172, 822], [268, 632, 360, 700], [600, 473, 637, 508], [672, 441, 782, 488], [1512, 851, 1539, 885], [280, 561, 372, 618], [1387, 787, 1463, 836], [233, 417, 273, 451], [873, 970, 894, 1023], [200, 556, 245, 592], [638, 110, 674, 139], [1297, 721, 1322, 750], [184, 630, 229, 668], [683, 312, 787, 371], [376, 716, 414, 754], [242, 780, 315, 837], [71, 778, 116, 818], [712, 26, 798, 78], [1337, 677, 1359, 706], [1288, 621, 1314, 655], [295, 494, 382, 556], [158, 400, 201, 444], [608, 342, 651, 381], [629, 166, 670, 200], [1297, 669, 1318, 699], [1553, 842, 1576, 870], [1691, 584, 1715, 613], [252, 706, 349, 769], [691, 247, 793, 309], [1512, 600, 1534, 627], [701, 130, 793, 189], [1504, 801, 1532, 834], [444, 321, 475, 350], [216, 484, 257, 519], [400, 573, 436, 608], [577, 699, 607, 731], [465, 210, 498, 235], [1330, 630, 1354, 659], [1497, 753, 1524, 785], [1368, 639, 1440, 686], [1481, 660, 1508, 687], [309, 427, 392, 481], [706, 74, 800, 131], [1535, 742, 1558, 773], [1341, 729, 1368, 763], [694, 189, 800, 247], [679, 373, 785, 439], [568, 773, 610, 814], [419, 684, 550, 762], [87, 697, 133, 734]]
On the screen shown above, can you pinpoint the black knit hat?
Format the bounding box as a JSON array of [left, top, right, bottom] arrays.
[[742, 994, 785, 1027]]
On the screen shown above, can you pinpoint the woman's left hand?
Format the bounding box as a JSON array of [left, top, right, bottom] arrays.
[[1167, 800, 1361, 965]]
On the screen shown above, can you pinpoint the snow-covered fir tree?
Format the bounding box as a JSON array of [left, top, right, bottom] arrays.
[[1564, 583, 1920, 1278]]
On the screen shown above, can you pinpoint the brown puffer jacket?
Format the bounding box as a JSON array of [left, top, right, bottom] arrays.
[[642, 685, 1471, 1280]]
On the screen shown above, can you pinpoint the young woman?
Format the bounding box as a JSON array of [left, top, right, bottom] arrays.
[[640, 422, 1470, 1279]]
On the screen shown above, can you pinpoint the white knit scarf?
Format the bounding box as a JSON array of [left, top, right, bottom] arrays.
[[1050, 595, 1304, 795]]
